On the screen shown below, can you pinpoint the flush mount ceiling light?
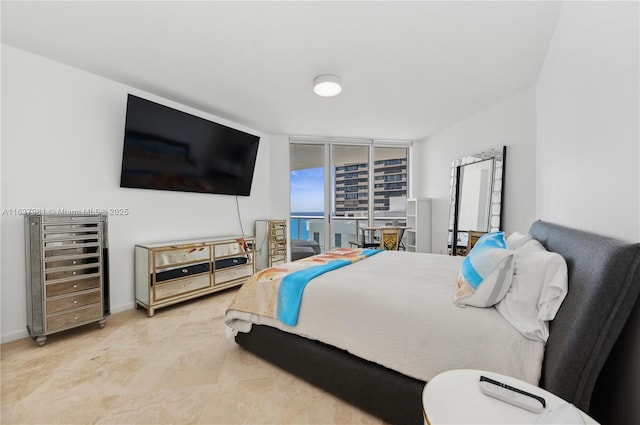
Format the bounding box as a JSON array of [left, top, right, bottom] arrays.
[[313, 74, 342, 97]]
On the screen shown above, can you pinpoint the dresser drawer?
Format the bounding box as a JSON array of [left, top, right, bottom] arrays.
[[42, 225, 101, 241], [270, 247, 286, 256], [45, 246, 101, 260], [42, 215, 100, 224], [46, 290, 102, 315], [153, 274, 211, 301], [44, 237, 101, 250], [155, 262, 210, 283], [45, 263, 100, 281], [45, 276, 102, 298], [215, 264, 253, 285], [46, 304, 103, 332], [214, 241, 245, 258], [154, 246, 210, 268], [45, 254, 101, 270], [214, 256, 248, 270], [271, 232, 286, 241]]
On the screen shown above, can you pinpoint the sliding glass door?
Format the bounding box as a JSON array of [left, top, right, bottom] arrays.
[[372, 146, 409, 224], [331, 144, 370, 249], [289, 143, 326, 247], [290, 139, 410, 253]]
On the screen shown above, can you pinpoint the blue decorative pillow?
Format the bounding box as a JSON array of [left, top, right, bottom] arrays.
[[455, 231, 515, 308]]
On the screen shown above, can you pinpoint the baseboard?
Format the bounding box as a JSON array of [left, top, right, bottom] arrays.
[[1, 301, 136, 344], [1, 328, 29, 344], [110, 301, 136, 314]]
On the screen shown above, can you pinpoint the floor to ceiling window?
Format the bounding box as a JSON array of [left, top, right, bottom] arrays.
[[289, 143, 326, 246], [372, 146, 409, 222], [290, 138, 410, 252]]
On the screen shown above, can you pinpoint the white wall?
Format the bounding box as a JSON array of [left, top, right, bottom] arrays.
[[266, 134, 292, 220], [415, 86, 538, 254], [536, 4, 639, 422], [1, 46, 275, 342], [536, 1, 639, 242]]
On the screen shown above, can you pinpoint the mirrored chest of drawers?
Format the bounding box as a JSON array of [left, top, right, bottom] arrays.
[[25, 214, 110, 346], [255, 219, 287, 270]]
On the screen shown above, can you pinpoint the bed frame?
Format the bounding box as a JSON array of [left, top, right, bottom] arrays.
[[235, 221, 640, 424]]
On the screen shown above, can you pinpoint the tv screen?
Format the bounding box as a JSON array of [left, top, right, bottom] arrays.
[[120, 94, 260, 196]]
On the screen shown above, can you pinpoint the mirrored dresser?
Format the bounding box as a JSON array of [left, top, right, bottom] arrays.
[[25, 214, 110, 346], [135, 236, 255, 317]]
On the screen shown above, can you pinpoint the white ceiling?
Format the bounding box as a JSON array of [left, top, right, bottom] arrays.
[[1, 1, 563, 141]]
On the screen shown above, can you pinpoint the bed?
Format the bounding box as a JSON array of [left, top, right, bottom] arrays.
[[225, 221, 640, 424]]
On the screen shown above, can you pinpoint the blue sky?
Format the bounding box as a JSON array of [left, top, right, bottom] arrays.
[[290, 167, 324, 212]]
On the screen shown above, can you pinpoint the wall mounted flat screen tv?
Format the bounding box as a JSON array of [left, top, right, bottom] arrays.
[[120, 94, 260, 196]]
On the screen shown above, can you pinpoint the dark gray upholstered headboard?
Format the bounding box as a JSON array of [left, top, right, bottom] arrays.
[[530, 221, 640, 412]]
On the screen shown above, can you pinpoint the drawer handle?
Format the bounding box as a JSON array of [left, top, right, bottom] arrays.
[[182, 269, 188, 273], [73, 300, 78, 304], [73, 316, 78, 320], [72, 271, 77, 275], [73, 284, 78, 288], [73, 261, 77, 264]]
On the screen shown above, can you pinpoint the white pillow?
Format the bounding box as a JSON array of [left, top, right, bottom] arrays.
[[455, 232, 515, 308], [506, 231, 532, 250], [495, 239, 568, 342]]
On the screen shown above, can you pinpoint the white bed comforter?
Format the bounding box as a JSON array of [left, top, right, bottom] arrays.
[[225, 250, 545, 385]]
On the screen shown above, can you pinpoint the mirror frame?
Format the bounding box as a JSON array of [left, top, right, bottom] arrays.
[[448, 146, 506, 255]]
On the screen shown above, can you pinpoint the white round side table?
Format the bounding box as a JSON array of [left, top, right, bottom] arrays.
[[422, 369, 598, 424]]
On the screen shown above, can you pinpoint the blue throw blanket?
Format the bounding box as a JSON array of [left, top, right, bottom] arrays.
[[277, 248, 381, 325]]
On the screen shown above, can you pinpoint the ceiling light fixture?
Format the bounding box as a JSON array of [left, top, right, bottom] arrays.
[[313, 74, 342, 97]]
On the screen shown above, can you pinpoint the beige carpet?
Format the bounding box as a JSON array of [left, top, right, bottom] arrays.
[[1, 288, 384, 424]]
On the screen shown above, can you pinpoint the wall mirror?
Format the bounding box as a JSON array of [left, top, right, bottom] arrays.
[[448, 146, 506, 255]]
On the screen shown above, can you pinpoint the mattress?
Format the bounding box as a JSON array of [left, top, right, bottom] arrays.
[[226, 250, 545, 385]]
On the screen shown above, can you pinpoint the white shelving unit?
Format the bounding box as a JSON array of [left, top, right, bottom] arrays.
[[405, 198, 432, 253]]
